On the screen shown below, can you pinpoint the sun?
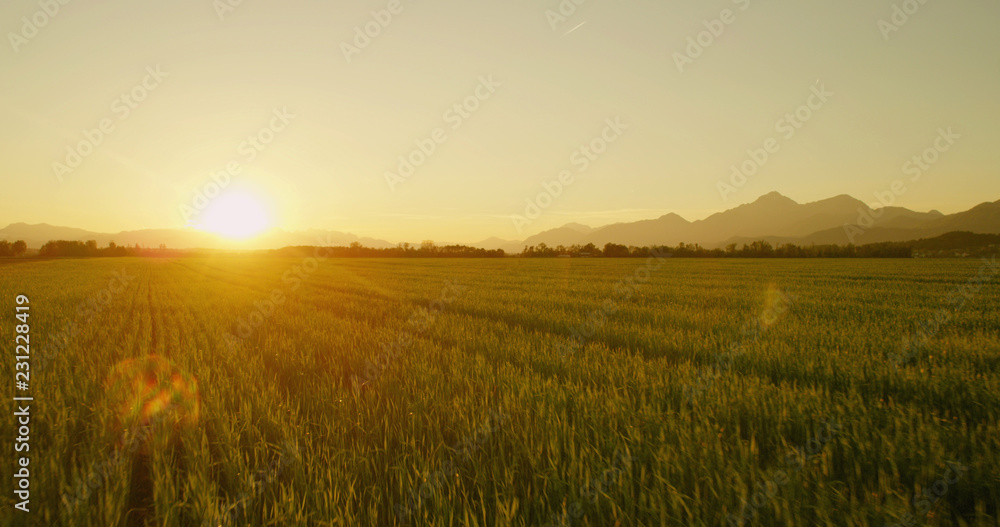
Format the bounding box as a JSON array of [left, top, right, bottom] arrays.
[[200, 190, 271, 239]]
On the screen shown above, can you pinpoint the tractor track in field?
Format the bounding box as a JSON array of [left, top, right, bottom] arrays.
[[167, 259, 269, 289], [147, 278, 161, 356], [349, 300, 1000, 427], [161, 260, 691, 353], [148, 261, 1000, 429]]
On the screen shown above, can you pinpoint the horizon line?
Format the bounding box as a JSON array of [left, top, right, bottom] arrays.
[[2, 189, 996, 246]]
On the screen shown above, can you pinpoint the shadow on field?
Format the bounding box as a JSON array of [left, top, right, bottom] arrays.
[[124, 447, 153, 527], [124, 436, 189, 527]]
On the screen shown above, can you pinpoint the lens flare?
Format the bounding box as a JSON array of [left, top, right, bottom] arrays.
[[759, 284, 794, 329], [105, 355, 200, 429]]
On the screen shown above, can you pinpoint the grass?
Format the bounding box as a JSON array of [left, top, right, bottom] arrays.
[[1, 256, 998, 526]]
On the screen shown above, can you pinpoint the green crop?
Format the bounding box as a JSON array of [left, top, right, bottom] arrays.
[[1, 257, 997, 526]]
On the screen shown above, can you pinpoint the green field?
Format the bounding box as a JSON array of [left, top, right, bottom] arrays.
[[2, 257, 999, 526]]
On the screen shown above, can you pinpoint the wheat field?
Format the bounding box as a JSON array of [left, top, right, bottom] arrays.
[[1, 256, 998, 526]]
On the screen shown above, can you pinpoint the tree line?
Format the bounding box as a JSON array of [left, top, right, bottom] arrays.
[[0, 240, 28, 257], [17, 232, 994, 259], [34, 240, 186, 258], [521, 240, 914, 258], [28, 240, 506, 258], [271, 241, 505, 258]]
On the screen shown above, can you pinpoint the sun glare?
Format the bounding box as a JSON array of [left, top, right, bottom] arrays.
[[200, 191, 271, 239]]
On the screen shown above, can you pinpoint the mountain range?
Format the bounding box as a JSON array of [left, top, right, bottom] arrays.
[[0, 224, 396, 251], [472, 192, 1000, 253], [3, 192, 998, 252]]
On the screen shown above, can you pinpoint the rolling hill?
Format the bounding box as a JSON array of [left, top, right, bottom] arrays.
[[476, 192, 998, 251], [0, 223, 395, 250], [5, 192, 998, 252]]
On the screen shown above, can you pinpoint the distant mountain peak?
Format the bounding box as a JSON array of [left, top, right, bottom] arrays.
[[6, 191, 997, 252], [560, 223, 594, 233], [6, 222, 49, 228], [752, 191, 798, 206], [658, 212, 688, 222]]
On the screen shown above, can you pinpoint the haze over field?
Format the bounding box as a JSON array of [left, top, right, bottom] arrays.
[[3, 191, 999, 251], [4, 2, 1000, 526], [2, 0, 999, 244]]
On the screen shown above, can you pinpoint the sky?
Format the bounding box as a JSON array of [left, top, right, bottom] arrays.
[[1, 0, 998, 243]]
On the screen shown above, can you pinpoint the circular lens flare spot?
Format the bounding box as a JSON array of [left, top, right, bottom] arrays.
[[759, 284, 794, 329], [105, 355, 200, 429]]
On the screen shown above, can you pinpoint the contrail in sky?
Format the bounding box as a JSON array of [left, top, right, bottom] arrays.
[[563, 22, 587, 36]]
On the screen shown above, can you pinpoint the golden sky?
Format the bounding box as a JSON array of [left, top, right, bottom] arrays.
[[2, 0, 998, 243]]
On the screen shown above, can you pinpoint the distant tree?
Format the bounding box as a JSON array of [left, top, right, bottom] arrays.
[[86, 240, 98, 255], [630, 246, 650, 258], [603, 243, 629, 258], [0, 240, 11, 257], [38, 241, 56, 257], [748, 240, 774, 257], [12, 240, 26, 256]]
